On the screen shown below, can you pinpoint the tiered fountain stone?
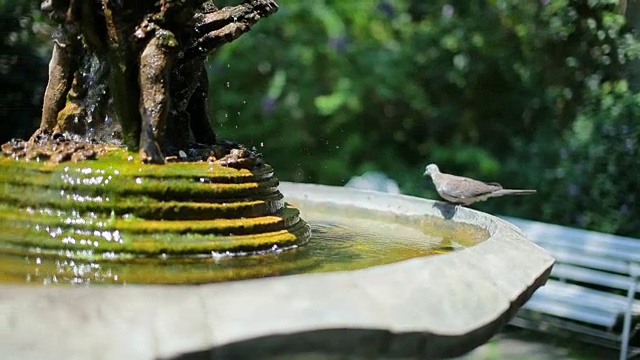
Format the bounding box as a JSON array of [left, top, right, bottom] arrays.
[[0, 148, 311, 284], [0, 0, 315, 283]]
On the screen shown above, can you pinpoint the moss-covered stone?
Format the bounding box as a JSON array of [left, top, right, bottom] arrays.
[[0, 147, 310, 265]]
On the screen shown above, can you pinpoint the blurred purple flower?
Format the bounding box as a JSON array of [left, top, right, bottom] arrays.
[[328, 36, 348, 53], [603, 124, 616, 136], [541, 0, 550, 5], [261, 96, 277, 116], [575, 213, 588, 227], [620, 203, 630, 214], [442, 4, 454, 18], [625, 138, 636, 153], [377, 1, 395, 18]]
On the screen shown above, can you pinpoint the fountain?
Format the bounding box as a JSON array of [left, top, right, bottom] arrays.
[[0, 1, 554, 358]]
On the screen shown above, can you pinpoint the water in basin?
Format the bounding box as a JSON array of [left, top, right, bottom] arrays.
[[0, 200, 488, 285]]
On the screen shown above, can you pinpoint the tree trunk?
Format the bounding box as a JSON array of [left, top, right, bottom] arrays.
[[33, 0, 279, 164]]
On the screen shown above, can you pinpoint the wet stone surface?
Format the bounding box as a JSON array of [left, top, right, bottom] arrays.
[[1, 135, 110, 164], [1, 134, 263, 169]]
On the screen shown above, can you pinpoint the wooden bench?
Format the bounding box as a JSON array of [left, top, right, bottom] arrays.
[[503, 217, 640, 360]]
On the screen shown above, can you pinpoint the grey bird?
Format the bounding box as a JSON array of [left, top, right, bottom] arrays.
[[423, 164, 536, 206]]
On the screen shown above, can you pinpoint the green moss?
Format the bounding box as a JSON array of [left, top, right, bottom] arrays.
[[0, 183, 284, 218], [0, 148, 310, 275]]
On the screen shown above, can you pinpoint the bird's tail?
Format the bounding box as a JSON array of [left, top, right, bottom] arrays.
[[493, 189, 537, 196]]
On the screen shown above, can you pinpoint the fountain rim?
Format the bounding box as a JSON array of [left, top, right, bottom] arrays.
[[0, 181, 554, 360], [280, 181, 516, 237]]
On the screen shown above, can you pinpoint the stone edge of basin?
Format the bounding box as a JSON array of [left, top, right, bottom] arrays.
[[0, 182, 554, 360]]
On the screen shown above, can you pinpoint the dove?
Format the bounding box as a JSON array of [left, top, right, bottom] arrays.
[[423, 164, 536, 206]]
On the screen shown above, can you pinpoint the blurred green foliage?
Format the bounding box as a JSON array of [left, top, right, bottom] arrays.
[[3, 0, 640, 236], [208, 0, 640, 236], [544, 80, 640, 235], [0, 0, 50, 142]]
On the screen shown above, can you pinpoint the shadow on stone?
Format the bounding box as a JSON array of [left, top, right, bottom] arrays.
[[432, 201, 457, 220], [168, 324, 508, 360]]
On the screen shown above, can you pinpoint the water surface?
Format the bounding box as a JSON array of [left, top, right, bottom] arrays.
[[0, 202, 488, 285]]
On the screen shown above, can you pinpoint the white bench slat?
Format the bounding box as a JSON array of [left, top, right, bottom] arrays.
[[504, 216, 640, 359], [503, 216, 640, 252], [551, 264, 635, 291], [522, 296, 617, 327], [511, 315, 620, 343], [535, 238, 640, 264], [530, 280, 640, 314], [547, 247, 631, 275]]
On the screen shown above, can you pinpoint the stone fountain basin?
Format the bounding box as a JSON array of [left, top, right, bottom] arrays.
[[0, 182, 554, 359]]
